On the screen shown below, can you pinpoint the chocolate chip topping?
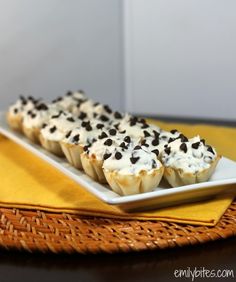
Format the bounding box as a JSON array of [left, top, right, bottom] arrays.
[[168, 138, 175, 143], [66, 130, 72, 138], [164, 147, 171, 155], [103, 153, 112, 160], [124, 136, 131, 143], [104, 105, 112, 114], [67, 117, 75, 122], [42, 123, 47, 129], [13, 108, 18, 114], [100, 115, 109, 122], [152, 159, 157, 169], [31, 113, 36, 119], [207, 146, 215, 155], [78, 112, 87, 120], [81, 121, 89, 128], [151, 149, 159, 157], [98, 132, 108, 139], [50, 126, 57, 133], [180, 143, 187, 153], [201, 139, 206, 145], [72, 134, 80, 143], [134, 145, 142, 150], [153, 130, 160, 138], [66, 91, 72, 96], [83, 144, 91, 153], [104, 139, 113, 146], [36, 103, 48, 111], [144, 130, 151, 137], [109, 129, 117, 136], [114, 111, 122, 119], [86, 124, 92, 131], [141, 123, 149, 129], [179, 134, 188, 142], [119, 142, 128, 150], [96, 123, 104, 129], [115, 152, 122, 160], [152, 139, 159, 146], [170, 129, 178, 134], [130, 156, 140, 164], [192, 142, 200, 149]]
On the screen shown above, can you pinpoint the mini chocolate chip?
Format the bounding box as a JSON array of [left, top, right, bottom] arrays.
[[93, 113, 98, 118], [96, 123, 104, 129], [93, 102, 100, 107], [50, 126, 57, 133], [114, 111, 122, 119], [100, 115, 109, 122], [152, 149, 159, 157], [130, 157, 140, 164], [103, 153, 112, 160], [179, 134, 188, 142], [141, 123, 149, 129], [192, 142, 200, 149], [152, 159, 157, 169], [66, 91, 72, 96], [31, 113, 36, 119], [66, 130, 72, 138], [67, 117, 75, 122], [109, 129, 117, 136], [119, 142, 128, 149], [144, 130, 151, 137], [134, 145, 142, 150], [78, 89, 84, 94], [164, 147, 171, 155], [114, 123, 120, 130], [139, 118, 146, 124], [42, 123, 47, 129], [14, 108, 18, 114], [27, 110, 32, 115], [86, 124, 92, 131], [78, 112, 87, 120], [130, 120, 136, 126], [36, 103, 48, 111], [81, 121, 89, 128], [207, 146, 215, 155], [142, 143, 149, 147], [168, 138, 175, 143], [152, 139, 159, 146], [120, 130, 126, 134], [153, 130, 160, 138], [72, 134, 80, 143], [124, 136, 131, 143], [104, 139, 113, 146], [83, 145, 90, 152], [180, 143, 187, 153], [104, 105, 112, 114], [115, 152, 122, 160], [98, 132, 108, 139], [170, 129, 178, 134], [201, 139, 206, 145], [164, 144, 168, 148]]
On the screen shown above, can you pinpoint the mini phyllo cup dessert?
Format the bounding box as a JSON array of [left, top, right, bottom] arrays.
[[7, 96, 39, 132], [39, 111, 80, 157], [60, 120, 107, 169], [22, 103, 57, 143], [103, 146, 164, 196], [161, 136, 221, 187], [80, 129, 129, 183]]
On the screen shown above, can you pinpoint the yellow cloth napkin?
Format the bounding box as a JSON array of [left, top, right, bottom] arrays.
[[0, 120, 235, 226]]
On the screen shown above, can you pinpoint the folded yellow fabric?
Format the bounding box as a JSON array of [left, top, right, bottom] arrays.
[[0, 120, 235, 226]]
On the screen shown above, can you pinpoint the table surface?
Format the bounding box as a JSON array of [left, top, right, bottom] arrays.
[[1, 117, 236, 282]]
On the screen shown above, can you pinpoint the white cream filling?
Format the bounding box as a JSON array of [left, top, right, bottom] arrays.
[[161, 136, 217, 173], [103, 146, 162, 175]]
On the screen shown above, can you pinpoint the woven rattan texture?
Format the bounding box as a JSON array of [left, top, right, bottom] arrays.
[[0, 201, 236, 254]]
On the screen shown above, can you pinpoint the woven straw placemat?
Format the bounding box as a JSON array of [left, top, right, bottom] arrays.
[[0, 201, 236, 254]]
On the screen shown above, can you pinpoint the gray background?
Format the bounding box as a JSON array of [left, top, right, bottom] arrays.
[[124, 0, 236, 120], [1, 0, 236, 121], [0, 0, 124, 110]]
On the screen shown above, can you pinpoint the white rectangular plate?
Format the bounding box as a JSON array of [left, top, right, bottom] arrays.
[[1, 112, 236, 211]]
